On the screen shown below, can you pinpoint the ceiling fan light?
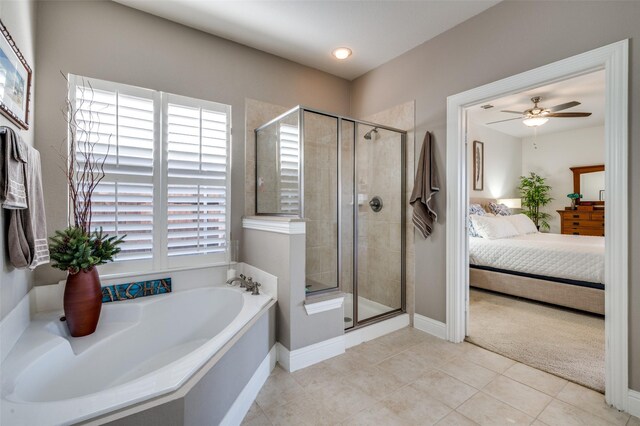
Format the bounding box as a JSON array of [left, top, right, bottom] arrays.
[[523, 116, 549, 127]]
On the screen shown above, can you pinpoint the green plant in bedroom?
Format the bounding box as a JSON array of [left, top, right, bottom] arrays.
[[518, 172, 553, 231], [48, 76, 125, 338]]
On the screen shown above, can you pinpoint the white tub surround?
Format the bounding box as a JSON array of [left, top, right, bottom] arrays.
[[1, 285, 274, 426]]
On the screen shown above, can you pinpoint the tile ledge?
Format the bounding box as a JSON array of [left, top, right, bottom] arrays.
[[304, 291, 345, 315]]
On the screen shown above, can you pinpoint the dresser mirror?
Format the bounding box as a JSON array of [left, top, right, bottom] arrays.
[[571, 164, 605, 204]]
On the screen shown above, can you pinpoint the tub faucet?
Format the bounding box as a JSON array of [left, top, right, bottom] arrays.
[[244, 277, 262, 295], [226, 274, 249, 288]]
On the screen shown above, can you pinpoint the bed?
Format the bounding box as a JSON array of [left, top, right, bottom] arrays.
[[468, 198, 605, 315]]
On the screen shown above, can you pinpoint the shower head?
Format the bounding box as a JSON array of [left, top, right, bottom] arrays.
[[364, 127, 379, 140]]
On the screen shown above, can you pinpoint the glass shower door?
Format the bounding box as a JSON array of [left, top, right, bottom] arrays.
[[355, 124, 404, 323]]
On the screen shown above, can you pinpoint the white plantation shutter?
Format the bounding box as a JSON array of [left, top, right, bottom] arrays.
[[165, 94, 230, 260], [70, 75, 231, 273], [279, 123, 300, 213], [72, 78, 157, 263]]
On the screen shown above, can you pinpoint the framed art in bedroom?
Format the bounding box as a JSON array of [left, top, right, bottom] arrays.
[[473, 140, 484, 190], [0, 19, 32, 130]]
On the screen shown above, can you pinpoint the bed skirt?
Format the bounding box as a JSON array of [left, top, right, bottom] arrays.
[[469, 267, 604, 315]]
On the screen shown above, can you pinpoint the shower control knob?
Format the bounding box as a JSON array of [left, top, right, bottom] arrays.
[[369, 196, 383, 213]]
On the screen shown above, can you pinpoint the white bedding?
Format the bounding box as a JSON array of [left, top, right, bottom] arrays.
[[469, 233, 604, 284]]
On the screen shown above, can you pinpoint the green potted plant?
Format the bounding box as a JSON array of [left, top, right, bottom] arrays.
[[518, 172, 553, 231], [567, 193, 582, 210], [48, 78, 125, 337]]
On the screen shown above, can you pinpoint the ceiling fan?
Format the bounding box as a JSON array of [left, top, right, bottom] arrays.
[[487, 96, 592, 127]]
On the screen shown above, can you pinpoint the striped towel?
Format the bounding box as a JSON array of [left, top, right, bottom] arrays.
[[410, 131, 440, 238]]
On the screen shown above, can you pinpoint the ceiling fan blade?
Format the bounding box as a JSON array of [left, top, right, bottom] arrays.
[[548, 101, 580, 112], [500, 110, 524, 115], [546, 112, 592, 118], [486, 117, 523, 125]]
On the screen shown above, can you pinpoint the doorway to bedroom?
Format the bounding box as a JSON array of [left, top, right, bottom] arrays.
[[445, 40, 629, 410], [464, 70, 606, 393]]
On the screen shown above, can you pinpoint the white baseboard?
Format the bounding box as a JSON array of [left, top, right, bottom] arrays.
[[345, 313, 410, 349], [413, 313, 447, 340], [628, 389, 640, 418], [277, 335, 346, 372], [220, 345, 276, 426]]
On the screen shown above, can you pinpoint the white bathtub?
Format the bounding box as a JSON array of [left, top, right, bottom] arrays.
[[1, 285, 273, 425]]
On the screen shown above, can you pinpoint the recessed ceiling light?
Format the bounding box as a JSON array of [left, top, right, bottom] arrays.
[[332, 47, 352, 60]]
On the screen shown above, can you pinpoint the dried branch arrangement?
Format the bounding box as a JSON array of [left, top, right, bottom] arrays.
[[62, 73, 109, 234], [49, 75, 124, 273]]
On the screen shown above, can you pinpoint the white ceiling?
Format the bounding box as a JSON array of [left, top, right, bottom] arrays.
[[468, 70, 605, 139], [114, 0, 500, 80]]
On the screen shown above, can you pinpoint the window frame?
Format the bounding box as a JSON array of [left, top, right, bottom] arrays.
[[68, 75, 232, 276]]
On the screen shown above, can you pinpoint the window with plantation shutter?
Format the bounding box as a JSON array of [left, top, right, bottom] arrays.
[[278, 123, 300, 213], [70, 75, 231, 274], [165, 94, 229, 259]]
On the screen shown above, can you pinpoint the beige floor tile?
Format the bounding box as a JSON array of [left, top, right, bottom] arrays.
[[343, 364, 406, 400], [463, 345, 516, 373], [381, 384, 452, 425], [439, 358, 498, 389], [456, 392, 534, 426], [263, 392, 333, 426], [292, 361, 340, 390], [556, 382, 630, 425], [503, 363, 568, 396], [404, 341, 453, 369], [307, 378, 378, 423], [376, 349, 434, 384], [628, 416, 640, 426], [349, 339, 397, 365], [411, 369, 478, 409], [242, 411, 272, 426], [482, 375, 553, 417], [244, 401, 265, 422], [531, 421, 550, 426], [342, 405, 408, 426], [256, 367, 305, 410], [322, 350, 364, 375], [376, 326, 429, 350], [538, 399, 617, 426], [436, 411, 479, 426]]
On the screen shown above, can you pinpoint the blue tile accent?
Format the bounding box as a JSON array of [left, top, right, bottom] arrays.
[[102, 278, 171, 303]]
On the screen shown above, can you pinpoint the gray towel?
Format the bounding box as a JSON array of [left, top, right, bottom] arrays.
[[6, 140, 49, 269], [0, 127, 28, 209], [410, 131, 440, 238]]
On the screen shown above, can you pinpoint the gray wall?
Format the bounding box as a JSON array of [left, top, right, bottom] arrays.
[[32, 0, 350, 288], [0, 0, 37, 320], [350, 1, 640, 391], [243, 227, 343, 351]]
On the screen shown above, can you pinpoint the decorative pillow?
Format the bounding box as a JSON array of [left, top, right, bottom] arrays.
[[468, 204, 486, 237], [469, 204, 486, 216], [488, 202, 512, 216], [504, 214, 538, 235], [470, 215, 519, 240]]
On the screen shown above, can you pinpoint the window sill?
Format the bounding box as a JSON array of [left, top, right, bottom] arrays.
[[98, 261, 233, 282]]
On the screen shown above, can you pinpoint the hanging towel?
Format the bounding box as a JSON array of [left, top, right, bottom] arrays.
[[4, 136, 50, 269], [410, 131, 440, 238], [0, 127, 28, 209]]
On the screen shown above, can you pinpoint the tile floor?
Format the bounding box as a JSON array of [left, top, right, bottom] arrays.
[[242, 327, 639, 426]]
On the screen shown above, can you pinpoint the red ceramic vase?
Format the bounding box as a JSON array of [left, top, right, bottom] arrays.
[[63, 267, 103, 337]]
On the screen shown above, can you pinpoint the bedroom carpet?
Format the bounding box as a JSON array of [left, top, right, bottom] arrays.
[[467, 288, 605, 393]]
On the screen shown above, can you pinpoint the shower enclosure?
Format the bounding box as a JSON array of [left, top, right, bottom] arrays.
[[255, 106, 406, 330]]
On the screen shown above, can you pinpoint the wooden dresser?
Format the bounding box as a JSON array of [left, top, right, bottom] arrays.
[[557, 209, 605, 236]]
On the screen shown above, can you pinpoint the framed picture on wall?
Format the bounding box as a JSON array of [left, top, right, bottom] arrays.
[[473, 140, 484, 191], [0, 19, 32, 130]]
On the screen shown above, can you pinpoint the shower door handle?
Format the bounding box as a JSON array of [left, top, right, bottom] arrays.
[[369, 196, 383, 212]]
